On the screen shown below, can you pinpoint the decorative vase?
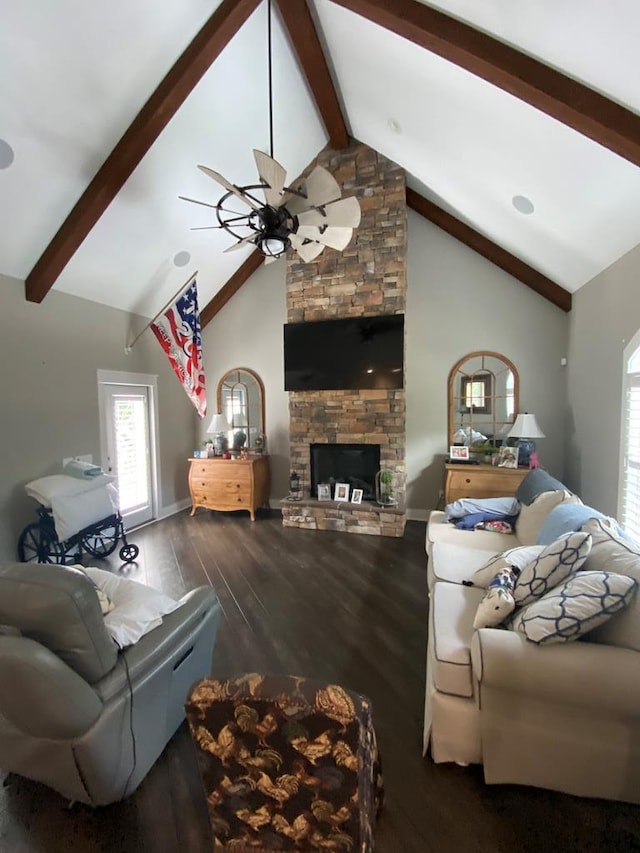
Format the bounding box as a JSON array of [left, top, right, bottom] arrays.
[[375, 469, 398, 507]]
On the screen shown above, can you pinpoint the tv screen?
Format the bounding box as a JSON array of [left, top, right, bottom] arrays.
[[284, 314, 404, 391]]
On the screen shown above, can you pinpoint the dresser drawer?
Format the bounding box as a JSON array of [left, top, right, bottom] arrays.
[[444, 464, 527, 504]]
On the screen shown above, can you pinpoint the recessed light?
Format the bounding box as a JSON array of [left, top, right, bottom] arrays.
[[0, 139, 15, 170], [173, 250, 191, 267], [366, 368, 374, 374], [512, 195, 535, 215], [388, 118, 402, 134]]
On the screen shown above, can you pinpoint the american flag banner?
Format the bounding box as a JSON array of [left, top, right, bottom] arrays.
[[151, 278, 207, 418]]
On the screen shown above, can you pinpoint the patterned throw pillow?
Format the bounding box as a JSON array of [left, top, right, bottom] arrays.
[[471, 545, 545, 588], [513, 531, 592, 607], [515, 490, 582, 546], [509, 571, 638, 644], [473, 568, 517, 629]]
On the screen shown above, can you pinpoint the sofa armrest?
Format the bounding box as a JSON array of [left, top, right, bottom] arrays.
[[470, 628, 640, 715], [0, 636, 102, 738]]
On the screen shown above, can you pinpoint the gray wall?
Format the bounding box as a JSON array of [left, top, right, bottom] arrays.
[[202, 212, 570, 519], [0, 275, 196, 560], [566, 243, 640, 514]]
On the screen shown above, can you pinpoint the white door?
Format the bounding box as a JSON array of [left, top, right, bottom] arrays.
[[100, 383, 155, 528]]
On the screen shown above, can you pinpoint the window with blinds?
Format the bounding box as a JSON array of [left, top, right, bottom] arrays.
[[620, 350, 640, 541]]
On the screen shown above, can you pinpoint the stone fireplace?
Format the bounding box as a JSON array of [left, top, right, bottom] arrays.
[[281, 141, 407, 537]]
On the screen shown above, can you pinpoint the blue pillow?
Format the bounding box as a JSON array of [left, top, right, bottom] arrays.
[[515, 469, 568, 506], [454, 513, 519, 530], [537, 503, 605, 546]]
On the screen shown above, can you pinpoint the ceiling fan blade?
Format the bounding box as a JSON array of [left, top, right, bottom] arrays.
[[304, 166, 342, 206], [197, 165, 261, 210], [178, 195, 219, 211], [296, 224, 353, 251], [289, 233, 326, 262], [253, 150, 287, 206], [223, 234, 258, 253], [263, 254, 279, 265], [296, 209, 326, 227], [322, 196, 362, 228]]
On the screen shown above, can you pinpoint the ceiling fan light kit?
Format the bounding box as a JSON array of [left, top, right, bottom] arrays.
[[180, 0, 360, 264]]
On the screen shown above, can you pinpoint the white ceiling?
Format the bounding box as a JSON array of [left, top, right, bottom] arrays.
[[2, 0, 639, 317]]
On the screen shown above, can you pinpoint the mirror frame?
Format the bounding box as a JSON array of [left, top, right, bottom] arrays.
[[216, 367, 265, 449], [447, 351, 519, 448]]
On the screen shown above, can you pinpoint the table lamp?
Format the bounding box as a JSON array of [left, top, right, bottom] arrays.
[[508, 413, 545, 467], [206, 413, 232, 455]]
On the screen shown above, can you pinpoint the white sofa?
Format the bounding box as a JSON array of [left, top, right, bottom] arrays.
[[423, 469, 640, 804]]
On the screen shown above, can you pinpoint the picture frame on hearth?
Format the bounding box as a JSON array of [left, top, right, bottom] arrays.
[[334, 483, 350, 502], [351, 488, 363, 504], [317, 483, 331, 501]]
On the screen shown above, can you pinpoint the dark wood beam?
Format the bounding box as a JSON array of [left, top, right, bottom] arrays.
[[406, 187, 572, 312], [25, 0, 262, 304], [275, 0, 350, 149], [200, 250, 264, 328], [331, 0, 640, 168]]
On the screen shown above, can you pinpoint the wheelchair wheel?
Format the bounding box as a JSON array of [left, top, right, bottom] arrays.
[[17, 522, 68, 564], [119, 543, 139, 563], [82, 522, 119, 558]]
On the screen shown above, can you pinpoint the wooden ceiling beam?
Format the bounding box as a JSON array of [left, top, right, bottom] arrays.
[[25, 0, 262, 305], [275, 0, 350, 149], [199, 250, 264, 329], [330, 0, 640, 168], [406, 188, 572, 312]]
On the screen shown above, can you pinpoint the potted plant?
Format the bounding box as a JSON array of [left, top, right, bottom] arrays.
[[375, 469, 398, 506]]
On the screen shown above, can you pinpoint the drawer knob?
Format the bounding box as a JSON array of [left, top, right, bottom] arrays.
[[465, 478, 471, 483]]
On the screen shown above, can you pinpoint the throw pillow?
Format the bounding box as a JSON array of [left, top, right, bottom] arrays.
[[473, 568, 517, 629], [471, 545, 545, 588], [513, 530, 592, 607], [72, 565, 114, 615], [515, 490, 582, 546], [509, 571, 638, 645], [82, 566, 181, 648], [536, 503, 605, 546], [580, 517, 640, 652], [515, 469, 569, 506]]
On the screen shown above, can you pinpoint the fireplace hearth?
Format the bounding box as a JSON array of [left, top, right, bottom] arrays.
[[310, 443, 380, 501]]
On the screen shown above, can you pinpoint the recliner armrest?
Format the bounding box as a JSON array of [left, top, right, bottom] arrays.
[[471, 628, 640, 715], [0, 636, 102, 738]]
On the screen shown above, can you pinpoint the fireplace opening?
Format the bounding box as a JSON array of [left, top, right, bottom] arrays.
[[310, 443, 380, 501]]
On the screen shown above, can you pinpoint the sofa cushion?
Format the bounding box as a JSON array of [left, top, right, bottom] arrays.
[[473, 569, 517, 629], [471, 545, 545, 588], [514, 531, 592, 607], [509, 571, 638, 645], [431, 582, 485, 698], [515, 469, 569, 506], [426, 510, 518, 557], [536, 503, 605, 546], [515, 490, 581, 545], [580, 517, 640, 652], [430, 542, 500, 588]]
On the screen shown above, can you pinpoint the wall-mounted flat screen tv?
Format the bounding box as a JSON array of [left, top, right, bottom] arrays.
[[284, 314, 404, 391]]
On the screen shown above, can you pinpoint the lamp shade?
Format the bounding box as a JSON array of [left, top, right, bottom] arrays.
[[508, 413, 545, 439], [206, 413, 231, 434]]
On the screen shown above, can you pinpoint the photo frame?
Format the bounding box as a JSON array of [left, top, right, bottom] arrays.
[[334, 483, 350, 502], [497, 445, 519, 468], [449, 445, 470, 461], [317, 483, 332, 501], [351, 488, 363, 504]]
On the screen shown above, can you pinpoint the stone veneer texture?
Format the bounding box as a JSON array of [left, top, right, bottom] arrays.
[[285, 141, 407, 536]]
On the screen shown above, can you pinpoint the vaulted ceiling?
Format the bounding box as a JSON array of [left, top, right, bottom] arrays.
[[3, 0, 639, 321]]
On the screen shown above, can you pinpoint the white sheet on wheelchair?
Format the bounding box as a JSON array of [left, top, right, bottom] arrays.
[[25, 474, 119, 542]]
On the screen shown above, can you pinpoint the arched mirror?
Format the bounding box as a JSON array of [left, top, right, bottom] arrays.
[[217, 368, 265, 450], [448, 351, 519, 448]]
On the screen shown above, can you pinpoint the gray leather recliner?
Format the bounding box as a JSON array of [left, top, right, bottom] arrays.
[[0, 562, 221, 806]]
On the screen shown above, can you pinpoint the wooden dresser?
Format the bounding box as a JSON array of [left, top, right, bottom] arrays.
[[444, 463, 528, 504], [188, 456, 270, 521]]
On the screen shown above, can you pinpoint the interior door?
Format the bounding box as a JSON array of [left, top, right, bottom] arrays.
[[100, 384, 155, 528]]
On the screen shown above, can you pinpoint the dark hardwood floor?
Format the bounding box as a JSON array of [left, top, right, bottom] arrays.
[[1, 509, 639, 852]]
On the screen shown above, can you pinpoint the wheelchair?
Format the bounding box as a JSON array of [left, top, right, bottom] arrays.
[[17, 504, 139, 565]]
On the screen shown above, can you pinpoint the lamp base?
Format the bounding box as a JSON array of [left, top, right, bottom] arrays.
[[514, 438, 536, 468]]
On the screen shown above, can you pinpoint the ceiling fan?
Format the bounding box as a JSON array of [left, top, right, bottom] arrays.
[[179, 0, 361, 264]]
